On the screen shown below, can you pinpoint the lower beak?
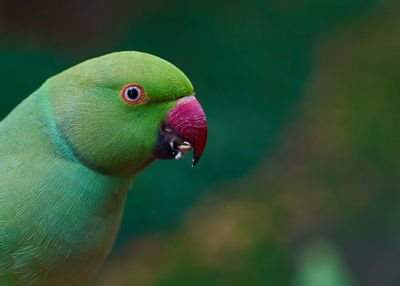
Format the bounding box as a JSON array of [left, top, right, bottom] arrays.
[[153, 95, 208, 166]]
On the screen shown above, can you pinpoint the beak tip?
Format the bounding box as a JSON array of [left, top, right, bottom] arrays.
[[192, 156, 199, 167]]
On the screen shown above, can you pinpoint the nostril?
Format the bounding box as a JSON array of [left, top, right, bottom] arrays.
[[162, 124, 173, 133]]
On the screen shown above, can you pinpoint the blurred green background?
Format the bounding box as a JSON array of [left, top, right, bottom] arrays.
[[1, 0, 400, 285]]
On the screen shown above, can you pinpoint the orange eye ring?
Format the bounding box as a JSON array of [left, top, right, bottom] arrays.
[[121, 84, 145, 105]]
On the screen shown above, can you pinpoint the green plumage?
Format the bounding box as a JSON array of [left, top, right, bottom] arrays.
[[0, 52, 194, 285]]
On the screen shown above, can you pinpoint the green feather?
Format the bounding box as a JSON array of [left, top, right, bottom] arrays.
[[0, 51, 194, 285]]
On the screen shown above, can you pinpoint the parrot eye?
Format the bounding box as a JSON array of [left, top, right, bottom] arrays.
[[121, 84, 145, 105]]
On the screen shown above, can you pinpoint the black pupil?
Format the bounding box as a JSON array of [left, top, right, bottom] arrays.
[[127, 87, 139, 100]]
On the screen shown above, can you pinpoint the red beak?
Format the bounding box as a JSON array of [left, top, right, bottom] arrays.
[[153, 96, 208, 166]]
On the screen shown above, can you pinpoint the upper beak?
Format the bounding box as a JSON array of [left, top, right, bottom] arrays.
[[153, 95, 208, 166]]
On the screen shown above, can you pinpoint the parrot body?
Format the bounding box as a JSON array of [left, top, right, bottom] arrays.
[[0, 52, 207, 285], [0, 89, 131, 285]]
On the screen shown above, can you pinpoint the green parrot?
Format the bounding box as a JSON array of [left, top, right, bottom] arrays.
[[0, 51, 207, 286]]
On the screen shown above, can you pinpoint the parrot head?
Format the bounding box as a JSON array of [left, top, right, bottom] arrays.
[[46, 51, 207, 175]]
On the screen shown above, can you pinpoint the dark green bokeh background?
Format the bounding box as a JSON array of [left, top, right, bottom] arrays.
[[1, 1, 399, 285]]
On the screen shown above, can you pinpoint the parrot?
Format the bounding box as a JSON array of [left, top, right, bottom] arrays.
[[0, 51, 207, 286]]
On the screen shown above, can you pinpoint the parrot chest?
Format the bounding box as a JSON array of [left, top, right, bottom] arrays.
[[0, 156, 132, 286]]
